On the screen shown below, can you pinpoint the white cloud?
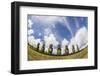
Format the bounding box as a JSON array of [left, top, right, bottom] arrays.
[[44, 34, 59, 53], [28, 35, 41, 48], [28, 29, 34, 36], [44, 34, 58, 46], [44, 34, 59, 47], [44, 28, 52, 36], [68, 27, 88, 52], [74, 27, 88, 49], [61, 38, 69, 47], [28, 19, 33, 28], [36, 39, 41, 44], [28, 36, 36, 47]]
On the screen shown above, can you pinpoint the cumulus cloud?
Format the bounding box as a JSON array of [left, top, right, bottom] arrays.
[[44, 28, 52, 36], [36, 39, 41, 44], [44, 34, 59, 47], [28, 36, 36, 47], [74, 27, 88, 49], [68, 27, 88, 53], [44, 34, 59, 53], [28, 35, 41, 48], [62, 38, 69, 46], [28, 29, 34, 36], [28, 19, 33, 28]]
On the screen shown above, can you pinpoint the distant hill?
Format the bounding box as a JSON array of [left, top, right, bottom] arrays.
[[28, 45, 88, 61]]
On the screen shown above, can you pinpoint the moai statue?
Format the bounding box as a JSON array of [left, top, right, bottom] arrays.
[[76, 44, 79, 52], [48, 44, 53, 55], [72, 45, 75, 53], [65, 45, 69, 55], [36, 43, 40, 51], [41, 43, 45, 53], [57, 44, 61, 55]]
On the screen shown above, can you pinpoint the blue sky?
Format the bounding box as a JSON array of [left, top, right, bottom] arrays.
[[27, 15, 88, 44]]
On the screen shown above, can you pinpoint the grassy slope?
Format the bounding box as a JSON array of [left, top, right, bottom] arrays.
[[28, 45, 88, 61]]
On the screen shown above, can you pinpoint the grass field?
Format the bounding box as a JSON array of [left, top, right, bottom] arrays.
[[28, 45, 88, 61]]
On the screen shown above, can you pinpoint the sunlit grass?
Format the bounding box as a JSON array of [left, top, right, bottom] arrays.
[[28, 45, 88, 61]]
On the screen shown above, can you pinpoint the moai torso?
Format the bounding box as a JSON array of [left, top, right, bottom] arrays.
[[72, 45, 75, 53], [48, 44, 53, 55], [37, 43, 40, 51], [41, 43, 45, 53], [65, 45, 69, 55], [57, 44, 61, 55]]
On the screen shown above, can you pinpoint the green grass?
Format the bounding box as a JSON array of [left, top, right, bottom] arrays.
[[28, 45, 88, 61]]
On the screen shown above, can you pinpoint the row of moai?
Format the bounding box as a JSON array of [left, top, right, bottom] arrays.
[[36, 43, 80, 56]]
